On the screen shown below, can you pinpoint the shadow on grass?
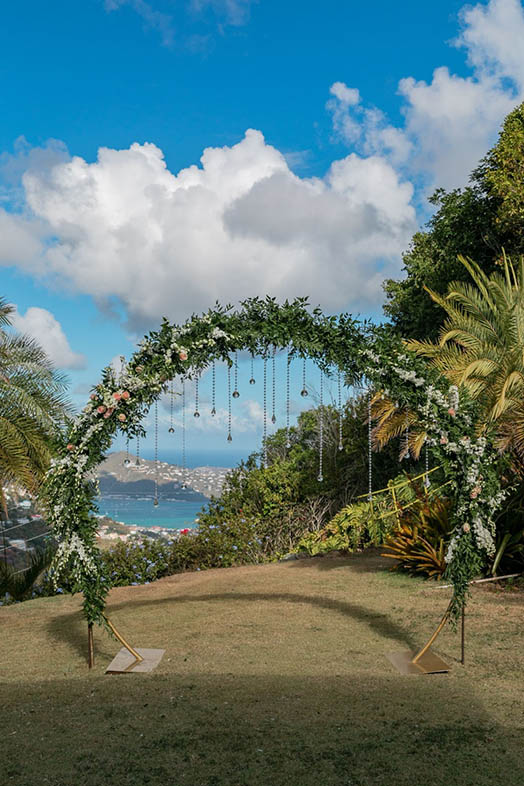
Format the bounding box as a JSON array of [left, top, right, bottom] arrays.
[[283, 548, 394, 574], [48, 589, 423, 662], [2, 671, 522, 786]]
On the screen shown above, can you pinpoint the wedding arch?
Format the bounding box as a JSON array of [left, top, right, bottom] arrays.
[[43, 297, 506, 658]]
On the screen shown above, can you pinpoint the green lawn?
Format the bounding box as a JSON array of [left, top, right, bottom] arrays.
[[2, 550, 524, 786]]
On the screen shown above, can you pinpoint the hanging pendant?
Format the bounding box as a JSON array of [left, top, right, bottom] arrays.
[[271, 345, 277, 424], [337, 371, 343, 451], [285, 353, 291, 448], [318, 370, 324, 483], [124, 436, 131, 467], [300, 357, 308, 397], [211, 361, 216, 416], [249, 353, 256, 385], [227, 362, 232, 443], [424, 440, 431, 488], [135, 432, 140, 466], [232, 352, 240, 398], [181, 378, 187, 488], [368, 391, 373, 502], [168, 380, 175, 434], [262, 355, 268, 468], [153, 400, 159, 507], [194, 372, 200, 417]]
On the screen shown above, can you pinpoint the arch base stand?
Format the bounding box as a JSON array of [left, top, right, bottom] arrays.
[[386, 601, 453, 675], [106, 647, 165, 674], [386, 648, 449, 675]]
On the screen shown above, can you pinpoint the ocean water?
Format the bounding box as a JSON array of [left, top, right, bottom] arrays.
[[97, 494, 206, 530]]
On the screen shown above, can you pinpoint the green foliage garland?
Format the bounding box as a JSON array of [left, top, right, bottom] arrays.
[[42, 298, 507, 625]]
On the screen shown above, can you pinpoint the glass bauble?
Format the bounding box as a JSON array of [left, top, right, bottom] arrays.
[[300, 389, 308, 397], [232, 390, 240, 399]]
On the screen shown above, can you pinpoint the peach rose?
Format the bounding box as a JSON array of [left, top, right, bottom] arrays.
[[90, 393, 97, 401], [136, 365, 144, 373], [97, 405, 107, 414], [66, 443, 74, 451], [448, 407, 456, 417], [179, 351, 188, 361], [118, 413, 126, 422], [121, 390, 130, 400], [112, 392, 122, 401]]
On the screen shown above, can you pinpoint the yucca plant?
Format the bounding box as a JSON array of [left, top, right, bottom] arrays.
[[382, 494, 453, 579]]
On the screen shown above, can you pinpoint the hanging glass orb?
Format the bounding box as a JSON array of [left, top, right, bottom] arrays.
[[317, 473, 323, 483], [249, 378, 256, 385], [338, 444, 343, 452], [168, 427, 175, 434], [300, 389, 308, 397], [123, 459, 131, 467], [135, 459, 140, 466], [271, 415, 276, 424], [194, 411, 200, 418], [153, 498, 159, 507], [211, 407, 216, 416], [227, 433, 232, 442], [232, 390, 240, 399], [424, 477, 431, 489], [181, 483, 187, 490]]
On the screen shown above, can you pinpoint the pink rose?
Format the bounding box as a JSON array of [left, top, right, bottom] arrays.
[[470, 486, 481, 499], [66, 443, 74, 451], [97, 405, 107, 414], [179, 351, 188, 361], [90, 393, 97, 401], [112, 392, 122, 401], [448, 407, 456, 417], [103, 407, 114, 419], [118, 413, 126, 422], [121, 390, 130, 400]]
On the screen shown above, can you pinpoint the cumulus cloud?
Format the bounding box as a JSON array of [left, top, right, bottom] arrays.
[[10, 306, 87, 369], [327, 0, 524, 191], [17, 130, 415, 328]]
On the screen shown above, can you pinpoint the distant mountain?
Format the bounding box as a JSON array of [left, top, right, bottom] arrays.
[[97, 452, 230, 499]]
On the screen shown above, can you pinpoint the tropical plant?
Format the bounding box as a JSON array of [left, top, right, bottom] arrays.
[[0, 297, 71, 506], [406, 254, 524, 459], [381, 494, 454, 579]]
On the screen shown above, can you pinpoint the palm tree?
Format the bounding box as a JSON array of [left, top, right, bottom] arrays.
[[0, 296, 71, 517], [406, 254, 524, 458]]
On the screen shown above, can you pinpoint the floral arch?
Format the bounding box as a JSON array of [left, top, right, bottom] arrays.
[[43, 297, 506, 629]]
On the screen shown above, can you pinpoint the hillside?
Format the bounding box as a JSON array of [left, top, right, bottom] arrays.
[[97, 451, 230, 499]]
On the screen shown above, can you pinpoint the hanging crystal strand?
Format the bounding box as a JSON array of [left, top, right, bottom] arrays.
[[404, 413, 410, 460], [285, 353, 291, 449], [227, 363, 232, 442], [318, 370, 324, 482], [153, 399, 159, 506], [337, 371, 343, 451], [263, 355, 268, 468], [249, 353, 256, 385], [233, 352, 240, 398], [135, 431, 140, 467], [211, 361, 216, 416], [194, 372, 200, 418], [124, 437, 131, 467], [271, 345, 277, 424], [168, 380, 175, 433], [181, 378, 187, 488], [424, 440, 431, 489], [368, 391, 373, 503], [300, 357, 308, 397]]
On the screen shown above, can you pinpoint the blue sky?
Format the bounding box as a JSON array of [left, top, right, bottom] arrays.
[[2, 0, 524, 463]]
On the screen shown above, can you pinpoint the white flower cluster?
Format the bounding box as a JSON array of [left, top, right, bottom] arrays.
[[53, 532, 97, 584], [392, 365, 425, 387], [448, 385, 459, 410], [472, 517, 495, 555]]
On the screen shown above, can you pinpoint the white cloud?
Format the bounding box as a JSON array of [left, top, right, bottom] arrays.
[[10, 306, 87, 369], [328, 0, 524, 191], [190, 0, 254, 26], [104, 0, 174, 46], [18, 130, 415, 328]]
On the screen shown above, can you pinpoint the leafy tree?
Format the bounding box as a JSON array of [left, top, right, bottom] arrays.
[[383, 102, 524, 340]]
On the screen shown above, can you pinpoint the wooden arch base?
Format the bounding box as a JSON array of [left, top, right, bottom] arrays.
[[87, 618, 165, 674]]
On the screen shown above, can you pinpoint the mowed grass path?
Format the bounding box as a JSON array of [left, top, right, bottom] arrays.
[[2, 550, 524, 786]]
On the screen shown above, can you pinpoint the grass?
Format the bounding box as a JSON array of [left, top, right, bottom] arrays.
[[2, 549, 524, 786]]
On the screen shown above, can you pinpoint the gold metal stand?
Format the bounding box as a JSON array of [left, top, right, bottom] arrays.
[[386, 601, 452, 675], [103, 616, 165, 674], [87, 623, 95, 669]]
